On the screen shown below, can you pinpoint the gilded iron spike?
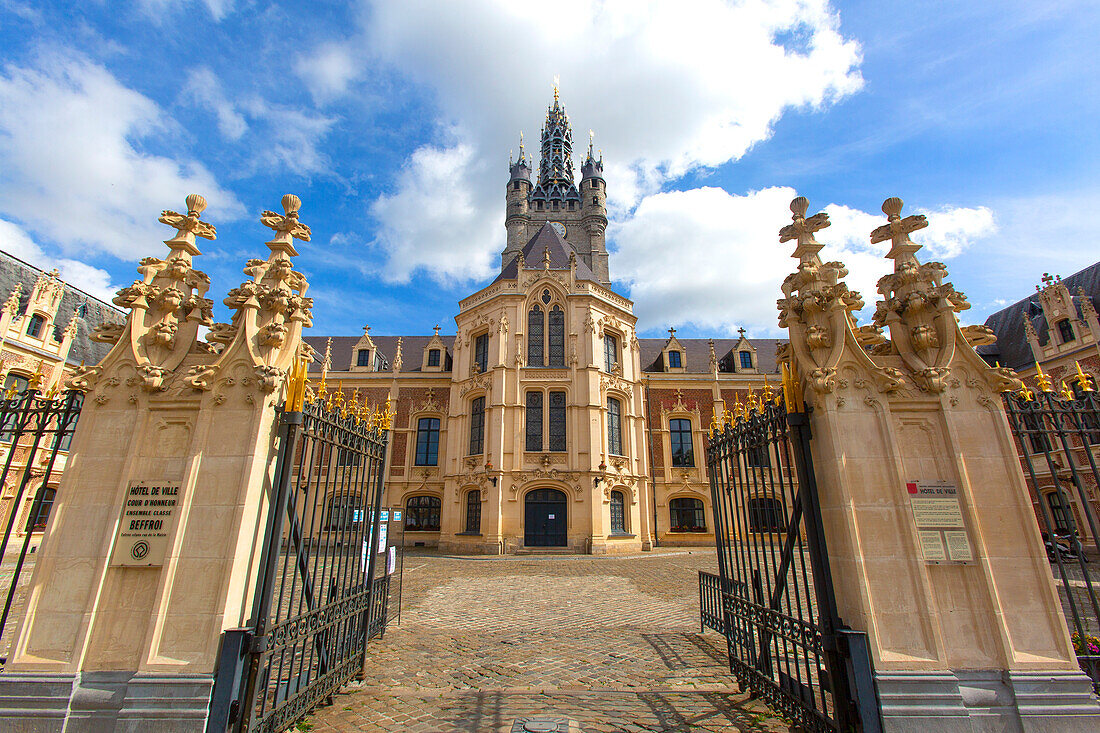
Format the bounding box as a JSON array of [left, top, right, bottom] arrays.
[[1034, 362, 1053, 392]]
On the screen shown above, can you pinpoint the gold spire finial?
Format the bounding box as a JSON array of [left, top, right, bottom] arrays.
[[1035, 361, 1053, 392], [284, 356, 308, 411], [553, 75, 560, 102], [1075, 361, 1094, 392], [28, 360, 45, 391]]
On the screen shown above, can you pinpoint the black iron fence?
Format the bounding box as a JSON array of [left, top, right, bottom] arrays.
[[703, 389, 879, 732], [0, 387, 82, 662], [212, 381, 391, 733], [1002, 381, 1100, 690]]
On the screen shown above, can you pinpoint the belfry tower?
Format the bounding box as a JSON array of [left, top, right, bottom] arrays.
[[503, 86, 609, 284]]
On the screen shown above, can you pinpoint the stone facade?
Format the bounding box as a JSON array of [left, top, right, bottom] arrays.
[[304, 92, 778, 555], [979, 265, 1100, 546]]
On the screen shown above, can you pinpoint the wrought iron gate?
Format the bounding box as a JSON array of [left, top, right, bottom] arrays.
[[701, 378, 879, 732], [1002, 372, 1100, 691], [215, 375, 392, 733], [0, 386, 82, 662]]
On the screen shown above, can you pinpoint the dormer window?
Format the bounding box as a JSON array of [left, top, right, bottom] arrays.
[[428, 349, 441, 367], [1057, 319, 1075, 343], [357, 349, 370, 367], [668, 351, 682, 369], [740, 351, 753, 369], [26, 314, 45, 338]]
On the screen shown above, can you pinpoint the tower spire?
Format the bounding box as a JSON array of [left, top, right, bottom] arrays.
[[531, 84, 579, 205]]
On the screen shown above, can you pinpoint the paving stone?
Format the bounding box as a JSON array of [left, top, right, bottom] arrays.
[[302, 549, 790, 732]]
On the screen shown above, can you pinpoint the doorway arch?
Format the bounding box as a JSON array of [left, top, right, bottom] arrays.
[[524, 488, 567, 547]]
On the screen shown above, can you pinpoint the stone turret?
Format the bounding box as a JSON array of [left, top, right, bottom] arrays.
[[503, 137, 532, 270], [579, 133, 609, 283]]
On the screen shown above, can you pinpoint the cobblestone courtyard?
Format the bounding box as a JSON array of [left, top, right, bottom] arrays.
[[303, 549, 789, 733]]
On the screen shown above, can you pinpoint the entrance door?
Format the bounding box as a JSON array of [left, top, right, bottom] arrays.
[[524, 488, 567, 547]]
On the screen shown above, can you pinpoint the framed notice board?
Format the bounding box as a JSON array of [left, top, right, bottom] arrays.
[[907, 480, 974, 564]]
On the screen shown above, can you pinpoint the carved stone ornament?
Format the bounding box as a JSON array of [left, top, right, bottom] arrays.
[[777, 197, 903, 396]]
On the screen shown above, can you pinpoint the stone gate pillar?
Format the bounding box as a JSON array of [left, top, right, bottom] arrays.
[[777, 196, 1100, 730], [0, 195, 314, 731]]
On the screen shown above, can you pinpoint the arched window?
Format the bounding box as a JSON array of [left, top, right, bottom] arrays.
[[548, 306, 565, 366], [610, 490, 627, 534], [607, 397, 623, 456], [603, 334, 618, 372], [29, 487, 56, 532], [748, 498, 786, 533], [1, 374, 30, 441], [740, 351, 753, 369], [525, 391, 543, 452], [414, 417, 440, 466], [26, 314, 45, 338], [468, 396, 485, 455], [465, 490, 481, 533], [327, 494, 362, 531], [670, 497, 705, 532], [670, 418, 694, 467], [3, 373, 29, 397], [1046, 491, 1074, 534], [1058, 319, 1075, 343], [527, 304, 543, 366], [405, 495, 441, 532], [474, 333, 489, 373]]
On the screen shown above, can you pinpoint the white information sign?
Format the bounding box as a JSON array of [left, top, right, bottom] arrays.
[[109, 481, 182, 567], [907, 480, 974, 564], [387, 546, 396, 575], [377, 523, 388, 552]]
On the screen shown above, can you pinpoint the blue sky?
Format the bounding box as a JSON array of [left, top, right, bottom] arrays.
[[0, 0, 1097, 339]]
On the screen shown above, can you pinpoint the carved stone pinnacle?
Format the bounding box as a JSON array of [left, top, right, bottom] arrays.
[[790, 196, 808, 218], [882, 197, 904, 220]]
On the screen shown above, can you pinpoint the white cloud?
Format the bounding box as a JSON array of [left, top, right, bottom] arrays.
[[614, 187, 994, 335], [307, 0, 863, 283], [0, 54, 244, 261], [183, 67, 248, 140], [238, 100, 336, 177], [0, 219, 121, 302], [370, 142, 503, 283], [295, 43, 360, 105], [135, 0, 233, 21]]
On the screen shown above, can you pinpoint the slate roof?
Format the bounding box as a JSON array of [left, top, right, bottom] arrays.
[[0, 249, 125, 366], [304, 333, 781, 375], [494, 223, 599, 284], [979, 261, 1100, 370]]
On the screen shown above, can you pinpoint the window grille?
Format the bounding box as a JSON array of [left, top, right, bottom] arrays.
[[527, 305, 543, 366], [405, 495, 441, 532], [670, 418, 694, 467], [526, 392, 543, 452], [465, 490, 482, 533], [604, 334, 617, 372], [549, 391, 566, 451], [610, 490, 626, 534], [668, 351, 681, 368], [474, 333, 489, 373], [548, 306, 565, 366], [669, 497, 705, 532], [415, 417, 440, 466], [607, 397, 623, 456], [469, 396, 485, 455]]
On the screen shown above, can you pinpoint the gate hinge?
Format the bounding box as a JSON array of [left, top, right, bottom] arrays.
[[249, 635, 269, 654]]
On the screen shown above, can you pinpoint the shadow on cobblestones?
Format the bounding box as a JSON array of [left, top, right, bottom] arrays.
[[304, 551, 790, 732]]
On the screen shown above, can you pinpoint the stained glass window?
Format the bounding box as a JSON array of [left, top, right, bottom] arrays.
[[603, 334, 617, 372], [528, 305, 543, 366], [549, 391, 566, 452], [474, 333, 489, 373], [548, 306, 565, 366], [526, 391, 543, 452], [469, 396, 485, 455], [415, 417, 440, 466], [607, 397, 623, 456], [541, 289, 552, 304], [670, 418, 694, 467], [670, 497, 705, 532], [406, 495, 441, 532], [610, 490, 626, 534], [465, 490, 482, 533]]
